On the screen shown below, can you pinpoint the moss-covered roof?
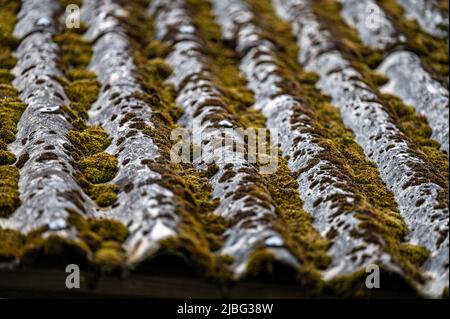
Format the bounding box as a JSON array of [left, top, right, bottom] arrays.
[[0, 0, 448, 298]]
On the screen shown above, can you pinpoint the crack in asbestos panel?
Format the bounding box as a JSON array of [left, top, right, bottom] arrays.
[[149, 0, 301, 277], [338, 0, 449, 154], [396, 0, 449, 39], [210, 0, 411, 283], [81, 0, 184, 266], [272, 0, 449, 297], [1, 0, 96, 237]]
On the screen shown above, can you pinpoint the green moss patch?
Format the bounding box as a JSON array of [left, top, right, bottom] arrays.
[[0, 1, 24, 219], [245, 0, 428, 284], [302, 0, 448, 206], [0, 165, 20, 218], [67, 127, 111, 156], [186, 0, 263, 130], [66, 79, 100, 114], [184, 0, 331, 285], [400, 243, 430, 267], [115, 1, 233, 279], [78, 153, 118, 184], [0, 210, 129, 272], [55, 18, 119, 208], [67, 212, 128, 272]]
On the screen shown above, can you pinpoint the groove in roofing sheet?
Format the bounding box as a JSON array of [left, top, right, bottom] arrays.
[[209, 0, 421, 287], [149, 0, 302, 278], [82, 0, 187, 266], [338, 0, 449, 154], [377, 51, 449, 155], [1, 0, 97, 236], [396, 0, 449, 39], [272, 0, 449, 297]]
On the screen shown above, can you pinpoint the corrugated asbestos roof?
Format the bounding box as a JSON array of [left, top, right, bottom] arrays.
[[0, 0, 448, 298]]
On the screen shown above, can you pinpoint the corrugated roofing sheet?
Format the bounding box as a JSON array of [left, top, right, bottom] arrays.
[[0, 0, 448, 298]]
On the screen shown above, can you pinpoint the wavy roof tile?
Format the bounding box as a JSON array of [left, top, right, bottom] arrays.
[[0, 0, 448, 298]]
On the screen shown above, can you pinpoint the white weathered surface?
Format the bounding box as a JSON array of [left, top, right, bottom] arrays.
[[1, 0, 96, 239], [211, 0, 408, 282], [338, 0, 449, 153], [150, 0, 300, 277], [273, 0, 449, 296], [397, 0, 449, 39], [378, 51, 449, 154], [83, 0, 180, 265]]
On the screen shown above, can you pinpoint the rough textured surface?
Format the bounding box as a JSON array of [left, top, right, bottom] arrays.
[[272, 0, 448, 297], [337, 0, 449, 153], [150, 0, 300, 277], [397, 0, 449, 39], [338, 0, 404, 50], [2, 0, 96, 236], [378, 51, 449, 154], [0, 0, 448, 298], [82, 0, 182, 265], [210, 0, 409, 283]]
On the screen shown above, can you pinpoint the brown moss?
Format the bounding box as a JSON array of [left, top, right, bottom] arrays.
[[67, 211, 128, 271], [307, 1, 448, 187], [113, 1, 228, 279]]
